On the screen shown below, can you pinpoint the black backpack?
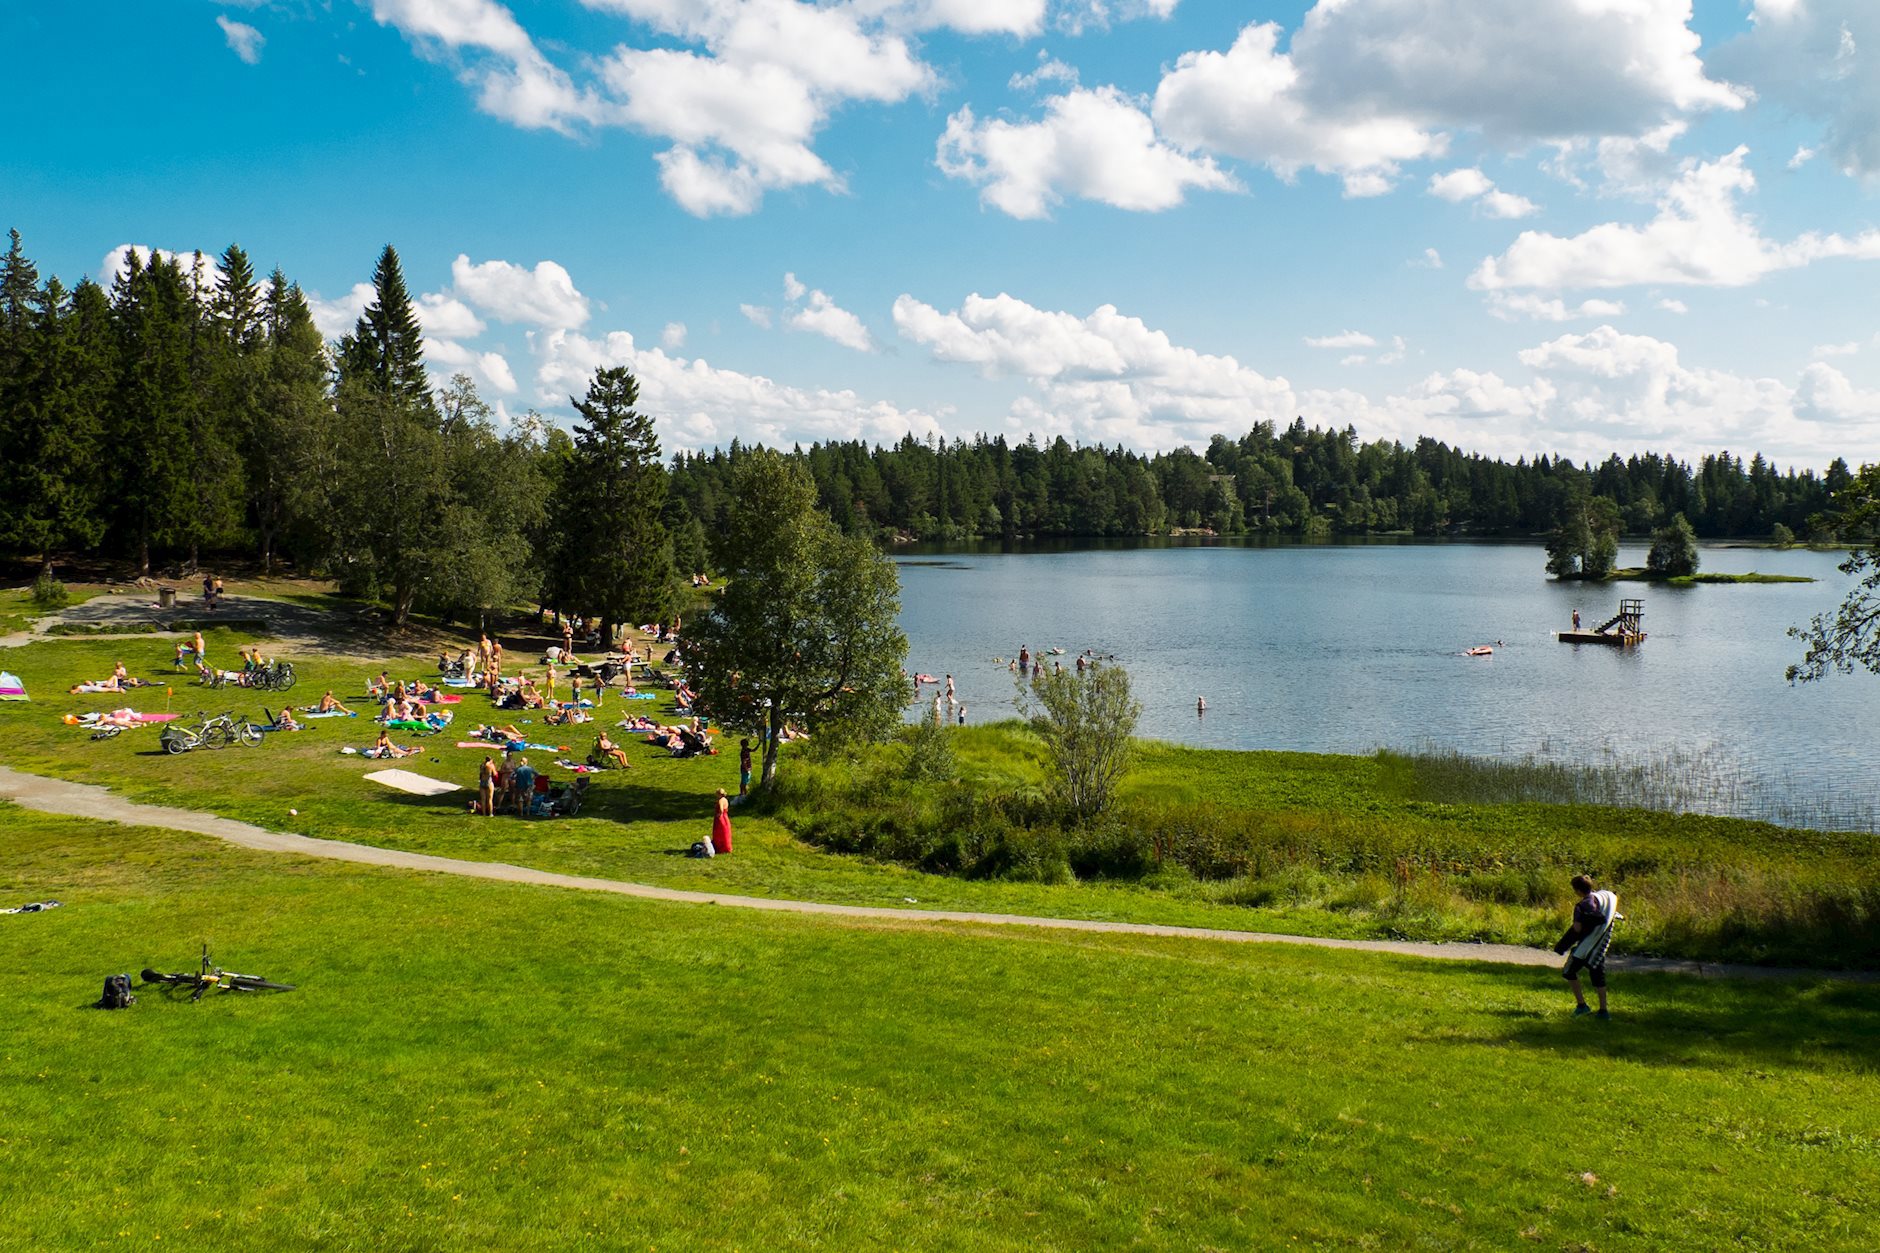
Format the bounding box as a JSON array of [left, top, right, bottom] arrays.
[[98, 973, 136, 1010]]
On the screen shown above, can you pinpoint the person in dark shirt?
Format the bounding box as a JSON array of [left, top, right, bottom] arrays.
[[1554, 873, 1620, 1019]]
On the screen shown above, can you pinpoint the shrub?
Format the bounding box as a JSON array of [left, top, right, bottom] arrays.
[[30, 567, 69, 610], [902, 718, 958, 783]]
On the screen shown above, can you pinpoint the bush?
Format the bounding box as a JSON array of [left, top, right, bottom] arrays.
[[30, 567, 69, 610], [902, 718, 958, 783], [1771, 523, 1796, 549]]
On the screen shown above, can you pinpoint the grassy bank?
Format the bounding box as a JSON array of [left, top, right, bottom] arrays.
[[5, 626, 1878, 969], [3, 804, 1878, 1249], [1604, 567, 1814, 585]]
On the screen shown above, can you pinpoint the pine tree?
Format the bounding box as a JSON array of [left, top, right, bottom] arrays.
[[255, 271, 335, 573], [7, 277, 109, 556], [328, 244, 449, 624], [552, 366, 677, 638], [110, 252, 198, 574], [337, 244, 431, 408]]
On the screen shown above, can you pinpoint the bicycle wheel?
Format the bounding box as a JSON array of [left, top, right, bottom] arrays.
[[225, 975, 294, 992], [202, 724, 233, 749], [238, 722, 262, 746], [278, 666, 296, 691], [163, 733, 188, 755]]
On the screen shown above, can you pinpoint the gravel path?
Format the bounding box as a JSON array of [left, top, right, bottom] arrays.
[[0, 764, 1857, 981]]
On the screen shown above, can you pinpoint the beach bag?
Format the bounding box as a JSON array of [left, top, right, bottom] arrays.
[[98, 973, 136, 1010]]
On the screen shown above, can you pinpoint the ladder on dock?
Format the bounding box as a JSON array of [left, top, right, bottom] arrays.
[[1594, 599, 1644, 636]]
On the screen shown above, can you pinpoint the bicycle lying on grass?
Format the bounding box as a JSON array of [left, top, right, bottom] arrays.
[[159, 711, 263, 754], [141, 945, 295, 1002]]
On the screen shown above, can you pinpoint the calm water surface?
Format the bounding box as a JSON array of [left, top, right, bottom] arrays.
[[894, 540, 1879, 831]]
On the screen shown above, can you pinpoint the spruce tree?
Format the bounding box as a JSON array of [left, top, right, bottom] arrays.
[[337, 244, 431, 409], [554, 366, 677, 638], [110, 252, 197, 574], [327, 244, 448, 623], [256, 271, 336, 572], [8, 277, 108, 557]]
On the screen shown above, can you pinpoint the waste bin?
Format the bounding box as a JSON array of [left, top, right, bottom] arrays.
[[158, 587, 176, 610]]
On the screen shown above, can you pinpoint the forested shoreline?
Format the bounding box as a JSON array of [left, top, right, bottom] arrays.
[[0, 229, 1865, 599]]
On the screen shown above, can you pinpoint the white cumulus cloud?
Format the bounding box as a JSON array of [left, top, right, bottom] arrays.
[[1471, 147, 1880, 291], [533, 326, 945, 449], [938, 88, 1237, 219], [1428, 167, 1538, 218], [1485, 294, 1627, 323], [1720, 1, 1880, 175], [449, 255, 590, 328]]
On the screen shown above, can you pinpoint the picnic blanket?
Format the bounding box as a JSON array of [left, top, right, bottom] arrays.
[[0, 672, 26, 701], [302, 710, 357, 719], [363, 769, 461, 796]]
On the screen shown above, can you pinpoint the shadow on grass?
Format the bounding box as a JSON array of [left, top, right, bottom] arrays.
[[1478, 977, 1880, 1071]]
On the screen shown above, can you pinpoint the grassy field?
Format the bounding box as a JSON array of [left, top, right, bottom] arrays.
[[3, 624, 1879, 968], [3, 804, 1878, 1250]]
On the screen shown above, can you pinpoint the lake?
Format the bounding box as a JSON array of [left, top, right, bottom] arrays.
[[894, 540, 1880, 832]]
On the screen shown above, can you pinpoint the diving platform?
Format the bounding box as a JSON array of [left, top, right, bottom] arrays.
[[1557, 598, 1646, 646]]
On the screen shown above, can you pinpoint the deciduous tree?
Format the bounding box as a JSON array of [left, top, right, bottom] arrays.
[[683, 450, 910, 789]]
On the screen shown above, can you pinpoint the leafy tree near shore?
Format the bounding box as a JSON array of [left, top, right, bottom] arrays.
[[1544, 496, 1621, 579], [1021, 663, 1142, 824], [1789, 464, 1880, 683], [684, 450, 911, 790], [1646, 513, 1700, 577]]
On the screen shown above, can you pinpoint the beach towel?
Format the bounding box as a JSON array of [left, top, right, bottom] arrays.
[[1569, 890, 1623, 963], [363, 769, 461, 796], [618, 692, 656, 701], [302, 710, 357, 719], [71, 682, 124, 694], [441, 677, 477, 687], [135, 713, 180, 723], [429, 694, 464, 704]]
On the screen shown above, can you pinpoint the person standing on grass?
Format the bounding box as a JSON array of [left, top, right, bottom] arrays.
[[711, 788, 734, 854], [478, 755, 498, 817], [739, 738, 753, 797], [1554, 873, 1621, 1019]]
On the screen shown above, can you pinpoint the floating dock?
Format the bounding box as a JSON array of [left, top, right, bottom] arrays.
[[1557, 598, 1646, 646]]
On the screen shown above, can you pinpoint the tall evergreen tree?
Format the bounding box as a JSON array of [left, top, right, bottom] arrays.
[[255, 271, 335, 572], [552, 366, 676, 637], [7, 277, 109, 556], [337, 244, 431, 409], [331, 244, 446, 624], [109, 252, 197, 574]]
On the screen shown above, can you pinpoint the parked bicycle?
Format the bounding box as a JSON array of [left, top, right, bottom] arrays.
[[159, 711, 257, 753], [141, 944, 294, 1002], [253, 660, 296, 692]]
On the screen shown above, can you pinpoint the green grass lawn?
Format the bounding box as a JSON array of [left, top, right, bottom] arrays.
[[2, 804, 1877, 1250], [4, 627, 1879, 968]]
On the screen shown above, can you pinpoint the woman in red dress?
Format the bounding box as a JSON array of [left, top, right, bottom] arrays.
[[710, 788, 734, 855]]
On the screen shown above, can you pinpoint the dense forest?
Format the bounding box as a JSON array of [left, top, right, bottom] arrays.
[[670, 431, 1857, 544], [0, 230, 1865, 604]]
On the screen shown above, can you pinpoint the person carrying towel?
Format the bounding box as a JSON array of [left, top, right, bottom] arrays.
[[1554, 873, 1622, 1019]]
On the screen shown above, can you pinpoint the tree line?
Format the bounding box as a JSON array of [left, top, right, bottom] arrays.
[[1, 227, 1866, 615], [0, 231, 681, 632], [669, 429, 1857, 545]]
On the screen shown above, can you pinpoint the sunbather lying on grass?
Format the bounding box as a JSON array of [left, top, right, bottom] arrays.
[[365, 729, 420, 759]]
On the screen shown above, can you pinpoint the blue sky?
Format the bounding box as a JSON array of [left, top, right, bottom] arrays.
[[5, 0, 1879, 468]]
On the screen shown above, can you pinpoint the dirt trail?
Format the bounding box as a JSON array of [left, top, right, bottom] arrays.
[[0, 765, 1858, 981]]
